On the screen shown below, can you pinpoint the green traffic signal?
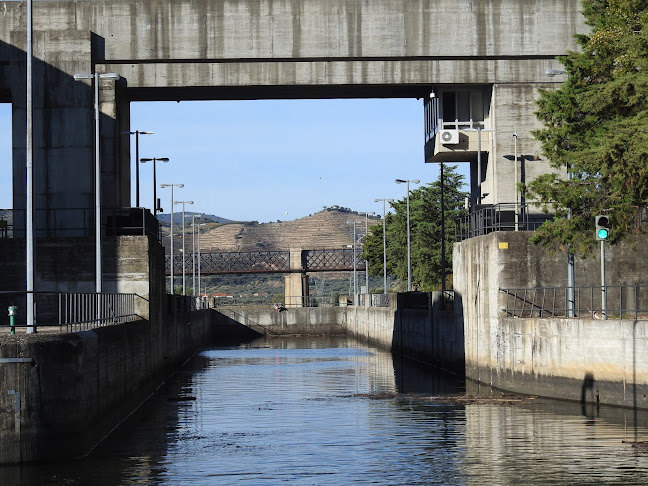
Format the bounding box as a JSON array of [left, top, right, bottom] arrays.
[[595, 215, 610, 241]]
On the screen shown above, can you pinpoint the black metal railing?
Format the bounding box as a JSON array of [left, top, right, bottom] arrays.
[[501, 285, 648, 320], [1, 207, 159, 239], [455, 203, 552, 241], [0, 291, 140, 333]]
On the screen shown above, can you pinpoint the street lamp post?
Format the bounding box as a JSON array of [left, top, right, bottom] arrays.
[[26, 0, 34, 332], [140, 157, 169, 216], [395, 179, 420, 292], [360, 211, 375, 295], [174, 200, 194, 295], [463, 128, 495, 205], [191, 214, 198, 296], [197, 221, 203, 299], [73, 71, 121, 295], [374, 198, 394, 294], [347, 221, 363, 298], [160, 183, 183, 293], [121, 130, 154, 207]]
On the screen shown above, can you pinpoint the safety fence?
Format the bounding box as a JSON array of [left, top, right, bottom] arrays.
[[455, 202, 552, 241], [0, 207, 159, 239], [500, 285, 648, 320], [210, 292, 451, 310], [0, 291, 139, 333]]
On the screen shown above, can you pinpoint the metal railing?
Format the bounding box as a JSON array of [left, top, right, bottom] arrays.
[[0, 291, 140, 333], [455, 202, 552, 241], [1, 207, 159, 239], [501, 285, 648, 320]]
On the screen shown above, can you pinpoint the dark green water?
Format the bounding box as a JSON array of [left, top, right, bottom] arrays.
[[5, 336, 648, 485]]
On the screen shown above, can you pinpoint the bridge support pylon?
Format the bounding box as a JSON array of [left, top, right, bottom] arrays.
[[285, 249, 309, 307]]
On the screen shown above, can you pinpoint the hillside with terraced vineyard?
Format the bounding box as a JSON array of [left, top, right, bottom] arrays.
[[161, 209, 381, 253]]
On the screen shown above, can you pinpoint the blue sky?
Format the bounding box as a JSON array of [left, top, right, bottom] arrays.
[[1, 99, 468, 223]]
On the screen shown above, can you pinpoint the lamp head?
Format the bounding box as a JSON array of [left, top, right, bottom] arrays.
[[100, 72, 121, 80], [545, 69, 566, 77], [395, 179, 406, 184]]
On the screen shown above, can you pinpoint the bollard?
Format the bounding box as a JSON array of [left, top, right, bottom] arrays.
[[8, 304, 17, 335]]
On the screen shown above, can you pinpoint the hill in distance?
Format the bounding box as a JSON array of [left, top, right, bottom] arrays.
[[157, 211, 234, 225], [160, 207, 381, 252]]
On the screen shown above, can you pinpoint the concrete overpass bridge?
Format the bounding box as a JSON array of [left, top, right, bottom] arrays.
[[0, 0, 585, 297]]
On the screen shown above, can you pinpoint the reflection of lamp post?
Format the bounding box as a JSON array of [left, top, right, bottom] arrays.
[[73, 71, 121, 295], [360, 211, 375, 294], [160, 183, 183, 293], [374, 198, 394, 294], [121, 130, 154, 207], [174, 200, 194, 295], [141, 157, 169, 215], [395, 179, 420, 292]]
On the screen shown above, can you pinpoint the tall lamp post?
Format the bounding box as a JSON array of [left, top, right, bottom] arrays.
[[26, 0, 34, 332], [122, 130, 154, 207], [374, 198, 394, 294], [395, 179, 420, 292], [140, 157, 169, 215], [174, 200, 194, 295], [73, 70, 121, 295], [360, 211, 375, 294], [346, 221, 363, 297], [463, 127, 495, 205], [191, 214, 199, 296], [160, 183, 183, 293]]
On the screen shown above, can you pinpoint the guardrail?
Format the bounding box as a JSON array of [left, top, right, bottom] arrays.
[[0, 207, 159, 239], [0, 291, 140, 333], [500, 285, 648, 320], [455, 202, 552, 241]]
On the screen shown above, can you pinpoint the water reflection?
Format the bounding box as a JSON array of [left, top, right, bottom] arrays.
[[3, 336, 648, 485]]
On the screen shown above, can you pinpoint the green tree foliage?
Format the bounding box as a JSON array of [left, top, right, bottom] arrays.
[[528, 0, 648, 254], [363, 165, 468, 291]]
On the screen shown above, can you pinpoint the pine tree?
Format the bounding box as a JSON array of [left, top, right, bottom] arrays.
[[363, 165, 468, 291], [527, 0, 648, 255]]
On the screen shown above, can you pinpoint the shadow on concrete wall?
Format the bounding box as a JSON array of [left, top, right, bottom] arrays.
[[392, 291, 466, 375]]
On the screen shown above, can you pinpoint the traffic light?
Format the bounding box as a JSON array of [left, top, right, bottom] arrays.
[[595, 215, 610, 241]]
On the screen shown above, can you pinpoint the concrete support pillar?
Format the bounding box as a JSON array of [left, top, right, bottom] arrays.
[[9, 31, 126, 235], [284, 248, 309, 307]]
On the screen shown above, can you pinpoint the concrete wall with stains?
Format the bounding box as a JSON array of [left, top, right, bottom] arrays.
[[0, 0, 584, 234], [454, 231, 648, 409]]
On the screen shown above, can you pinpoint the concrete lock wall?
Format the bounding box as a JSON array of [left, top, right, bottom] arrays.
[[0, 234, 209, 464], [453, 231, 648, 408], [214, 292, 465, 372], [0, 307, 213, 464]]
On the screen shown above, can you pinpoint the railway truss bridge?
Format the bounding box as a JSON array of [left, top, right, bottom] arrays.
[[165, 248, 365, 276]]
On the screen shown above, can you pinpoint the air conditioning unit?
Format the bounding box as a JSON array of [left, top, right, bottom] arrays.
[[439, 130, 459, 145]]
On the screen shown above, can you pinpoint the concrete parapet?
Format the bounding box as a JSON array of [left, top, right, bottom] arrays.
[[476, 317, 648, 410]]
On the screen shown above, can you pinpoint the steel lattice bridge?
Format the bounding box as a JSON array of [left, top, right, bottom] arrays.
[[165, 249, 366, 275]]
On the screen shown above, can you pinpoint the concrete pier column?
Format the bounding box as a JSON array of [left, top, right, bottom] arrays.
[[285, 249, 309, 307]]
